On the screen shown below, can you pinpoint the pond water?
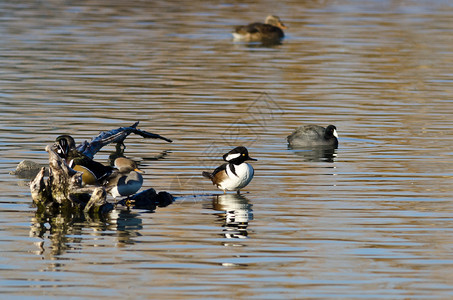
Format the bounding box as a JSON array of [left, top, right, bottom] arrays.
[[2, 0, 453, 298]]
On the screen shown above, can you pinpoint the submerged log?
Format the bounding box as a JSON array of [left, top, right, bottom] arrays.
[[29, 145, 111, 213], [84, 187, 114, 214], [30, 167, 51, 206], [30, 145, 173, 214], [76, 121, 172, 159], [46, 144, 81, 204]]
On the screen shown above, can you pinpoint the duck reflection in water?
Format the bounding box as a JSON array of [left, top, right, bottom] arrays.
[[107, 209, 143, 246], [29, 206, 145, 256], [212, 193, 253, 240], [289, 147, 338, 162]]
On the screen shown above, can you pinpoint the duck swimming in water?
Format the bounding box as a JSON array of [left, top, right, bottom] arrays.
[[233, 15, 287, 43], [287, 125, 339, 148]]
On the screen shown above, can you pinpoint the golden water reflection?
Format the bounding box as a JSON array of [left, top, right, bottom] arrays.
[[2, 0, 453, 298]]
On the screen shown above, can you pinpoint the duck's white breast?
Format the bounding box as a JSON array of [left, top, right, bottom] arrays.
[[220, 163, 254, 191]]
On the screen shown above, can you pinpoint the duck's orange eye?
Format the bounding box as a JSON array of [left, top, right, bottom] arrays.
[[243, 153, 246, 156]]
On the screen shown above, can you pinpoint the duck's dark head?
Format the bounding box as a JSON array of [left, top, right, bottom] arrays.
[[223, 146, 257, 165], [325, 125, 338, 139], [54, 135, 76, 158]]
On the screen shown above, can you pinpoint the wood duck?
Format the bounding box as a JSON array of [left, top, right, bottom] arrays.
[[54, 135, 113, 185], [287, 125, 338, 148], [202, 146, 257, 194], [233, 15, 287, 43], [104, 157, 144, 201]]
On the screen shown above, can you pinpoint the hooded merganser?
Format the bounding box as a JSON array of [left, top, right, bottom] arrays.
[[54, 135, 113, 184], [287, 125, 339, 148], [105, 157, 144, 200], [202, 146, 257, 194], [233, 15, 287, 43]]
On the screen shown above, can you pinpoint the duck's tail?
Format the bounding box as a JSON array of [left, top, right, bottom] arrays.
[[202, 171, 213, 180]]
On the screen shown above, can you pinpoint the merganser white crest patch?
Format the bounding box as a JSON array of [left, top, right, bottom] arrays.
[[225, 152, 241, 161]]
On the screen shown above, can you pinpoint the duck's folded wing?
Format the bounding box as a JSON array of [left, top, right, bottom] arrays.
[[235, 23, 261, 34], [256, 24, 284, 37]]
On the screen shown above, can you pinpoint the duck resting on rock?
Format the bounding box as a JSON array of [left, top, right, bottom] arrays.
[[104, 157, 144, 203]]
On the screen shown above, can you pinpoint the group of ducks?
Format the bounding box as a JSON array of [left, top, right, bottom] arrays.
[[50, 16, 335, 200], [54, 135, 146, 201], [53, 124, 338, 201]]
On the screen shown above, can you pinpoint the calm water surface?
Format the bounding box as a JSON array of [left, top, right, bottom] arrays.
[[2, 0, 453, 298]]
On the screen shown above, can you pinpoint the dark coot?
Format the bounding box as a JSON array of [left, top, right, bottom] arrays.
[[287, 125, 338, 148]]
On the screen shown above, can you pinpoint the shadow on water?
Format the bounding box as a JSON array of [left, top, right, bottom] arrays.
[[211, 193, 253, 240], [107, 143, 170, 166], [288, 146, 338, 162]]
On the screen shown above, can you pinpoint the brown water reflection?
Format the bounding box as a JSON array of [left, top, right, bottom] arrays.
[[2, 0, 453, 298]]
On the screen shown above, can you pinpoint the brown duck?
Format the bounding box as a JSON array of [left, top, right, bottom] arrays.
[[233, 15, 287, 43]]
